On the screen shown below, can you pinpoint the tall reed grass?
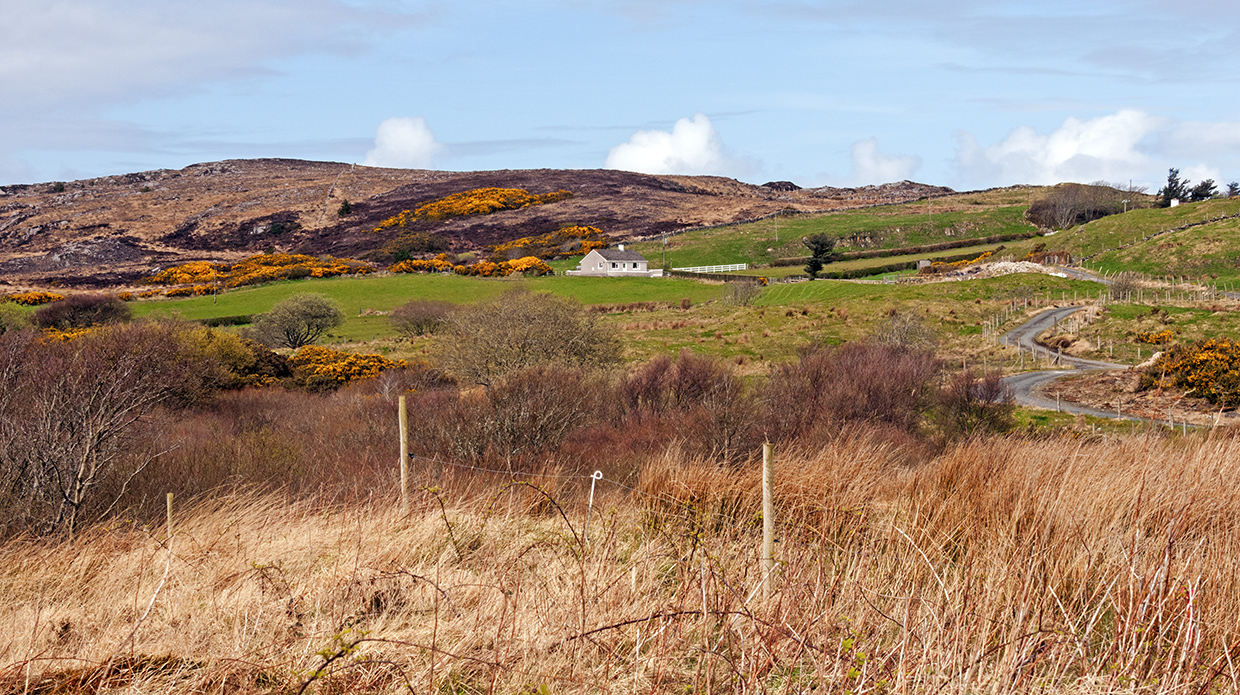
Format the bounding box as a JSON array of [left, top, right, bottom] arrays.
[[3, 431, 1239, 693]]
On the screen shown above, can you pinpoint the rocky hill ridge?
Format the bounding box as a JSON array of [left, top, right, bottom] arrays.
[[0, 159, 953, 290]]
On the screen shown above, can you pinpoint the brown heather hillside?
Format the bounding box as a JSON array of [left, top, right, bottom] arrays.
[[0, 159, 951, 290]]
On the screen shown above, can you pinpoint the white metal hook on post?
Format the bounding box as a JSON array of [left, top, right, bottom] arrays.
[[584, 470, 603, 544]]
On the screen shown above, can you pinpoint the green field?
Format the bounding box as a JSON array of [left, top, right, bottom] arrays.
[[626, 187, 1043, 270], [1050, 198, 1240, 265], [1086, 214, 1240, 284], [726, 241, 1016, 278], [131, 273, 728, 342], [117, 262, 1108, 365]]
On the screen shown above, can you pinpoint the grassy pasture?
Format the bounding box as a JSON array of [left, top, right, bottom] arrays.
[[1089, 214, 1240, 284], [132, 273, 726, 343], [127, 267, 1105, 362], [1051, 197, 1240, 264], [625, 188, 1042, 269]]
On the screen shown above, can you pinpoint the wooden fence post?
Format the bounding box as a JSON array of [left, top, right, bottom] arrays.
[[399, 395, 409, 514], [762, 442, 775, 601]]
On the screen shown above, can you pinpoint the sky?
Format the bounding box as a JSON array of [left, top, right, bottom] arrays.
[[3, 0, 1240, 191]]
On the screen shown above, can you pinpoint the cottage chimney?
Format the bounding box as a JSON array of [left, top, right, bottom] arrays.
[[618, 244, 625, 251]]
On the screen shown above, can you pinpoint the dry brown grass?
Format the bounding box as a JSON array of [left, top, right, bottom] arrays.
[[4, 431, 1240, 693]]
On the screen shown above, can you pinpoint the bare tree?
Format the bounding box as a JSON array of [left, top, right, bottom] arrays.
[[0, 323, 218, 535], [438, 290, 620, 387], [1027, 183, 1129, 230], [1109, 271, 1141, 301]]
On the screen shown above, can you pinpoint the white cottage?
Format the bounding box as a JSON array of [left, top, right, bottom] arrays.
[[567, 245, 663, 277]]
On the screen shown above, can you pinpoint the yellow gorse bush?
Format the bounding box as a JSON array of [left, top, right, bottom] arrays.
[[5, 291, 66, 306], [371, 188, 572, 232], [927, 250, 996, 271], [165, 285, 215, 297], [412, 188, 573, 222], [145, 254, 375, 294], [289, 345, 408, 386], [490, 225, 610, 260], [387, 258, 456, 274], [41, 327, 95, 342], [144, 261, 225, 286], [1146, 337, 1240, 405], [1138, 329, 1175, 345], [388, 255, 552, 277]]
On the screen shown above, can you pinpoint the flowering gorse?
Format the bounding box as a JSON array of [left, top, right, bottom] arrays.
[[4, 292, 66, 306]]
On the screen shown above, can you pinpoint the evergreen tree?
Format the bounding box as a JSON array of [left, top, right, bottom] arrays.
[[802, 234, 838, 279], [1157, 168, 1189, 207], [1189, 179, 1217, 201]]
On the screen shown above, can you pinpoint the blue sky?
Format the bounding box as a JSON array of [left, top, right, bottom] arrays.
[[3, 0, 1239, 191]]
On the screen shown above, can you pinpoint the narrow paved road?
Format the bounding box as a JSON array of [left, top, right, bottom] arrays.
[[1001, 304, 1118, 369], [998, 304, 1160, 423]]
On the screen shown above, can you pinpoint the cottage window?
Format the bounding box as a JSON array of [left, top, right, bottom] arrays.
[[611, 262, 617, 269], [632, 262, 638, 269]]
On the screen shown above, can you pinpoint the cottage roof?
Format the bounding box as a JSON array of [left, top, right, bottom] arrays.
[[594, 248, 647, 262]]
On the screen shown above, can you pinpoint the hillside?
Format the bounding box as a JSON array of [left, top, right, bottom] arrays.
[[1039, 197, 1240, 279], [0, 159, 951, 290]]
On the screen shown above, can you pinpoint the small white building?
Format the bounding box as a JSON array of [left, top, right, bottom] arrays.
[[567, 245, 663, 277]]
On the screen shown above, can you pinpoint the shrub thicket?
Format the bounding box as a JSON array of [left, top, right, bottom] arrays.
[[33, 294, 131, 329], [438, 290, 620, 387], [390, 299, 454, 337]]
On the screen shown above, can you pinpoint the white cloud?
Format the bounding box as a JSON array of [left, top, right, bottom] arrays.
[[849, 138, 921, 184], [362, 117, 444, 169], [605, 114, 744, 176], [0, 1, 408, 111], [955, 109, 1164, 186], [1166, 121, 1240, 158], [1181, 164, 1222, 187]]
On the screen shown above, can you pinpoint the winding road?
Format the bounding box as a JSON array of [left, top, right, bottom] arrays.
[[999, 303, 1156, 423]]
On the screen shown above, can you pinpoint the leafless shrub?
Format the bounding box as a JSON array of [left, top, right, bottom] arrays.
[[762, 341, 940, 442], [33, 293, 131, 329], [0, 323, 220, 535], [868, 309, 938, 349], [389, 299, 453, 337], [1109, 271, 1141, 301], [438, 289, 620, 387], [418, 365, 605, 465], [934, 369, 1015, 439]]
